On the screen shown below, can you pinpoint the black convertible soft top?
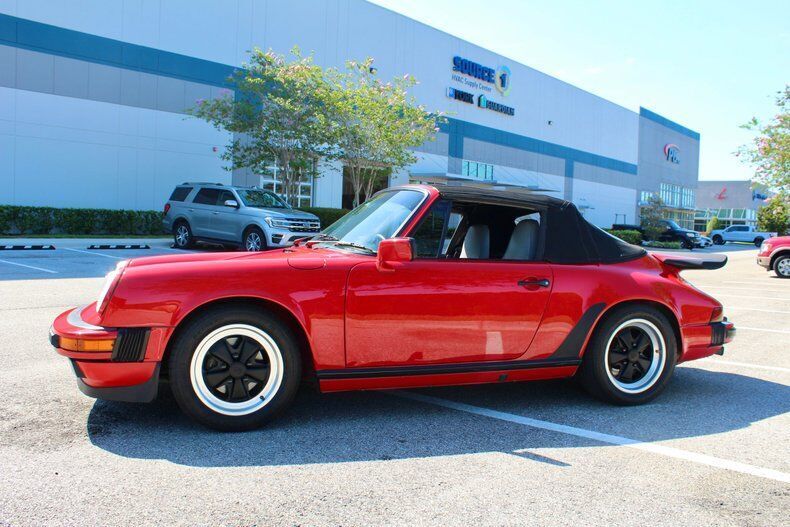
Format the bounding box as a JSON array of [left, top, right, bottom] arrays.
[[435, 185, 646, 264]]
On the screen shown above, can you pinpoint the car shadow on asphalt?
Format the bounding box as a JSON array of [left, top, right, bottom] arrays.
[[86, 366, 789, 467]]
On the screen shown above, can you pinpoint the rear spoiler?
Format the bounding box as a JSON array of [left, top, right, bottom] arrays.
[[651, 252, 728, 271]]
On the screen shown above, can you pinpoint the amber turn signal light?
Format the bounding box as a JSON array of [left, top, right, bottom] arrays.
[[58, 336, 116, 352]]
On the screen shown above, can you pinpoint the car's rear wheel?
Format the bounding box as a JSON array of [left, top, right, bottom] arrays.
[[754, 237, 764, 248], [682, 239, 693, 250], [578, 305, 677, 405], [173, 221, 194, 249], [243, 226, 266, 252], [774, 255, 790, 278], [168, 306, 302, 431]]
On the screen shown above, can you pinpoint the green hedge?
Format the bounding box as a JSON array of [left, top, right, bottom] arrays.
[[605, 229, 643, 245], [644, 240, 683, 249], [301, 207, 349, 228], [0, 205, 165, 236], [0, 204, 350, 236]]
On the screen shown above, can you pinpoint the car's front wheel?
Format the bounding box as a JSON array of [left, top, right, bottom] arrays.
[[243, 226, 266, 252], [774, 255, 790, 278], [578, 305, 677, 405], [168, 306, 302, 431], [712, 235, 724, 245]]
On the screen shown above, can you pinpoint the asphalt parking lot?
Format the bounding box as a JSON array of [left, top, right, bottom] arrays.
[[0, 240, 787, 526]]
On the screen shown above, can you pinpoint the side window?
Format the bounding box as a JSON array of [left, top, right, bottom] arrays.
[[193, 188, 220, 205], [169, 187, 192, 201], [217, 190, 235, 206], [412, 201, 451, 258]]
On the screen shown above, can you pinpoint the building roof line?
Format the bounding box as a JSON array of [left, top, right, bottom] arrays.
[[639, 107, 700, 140]]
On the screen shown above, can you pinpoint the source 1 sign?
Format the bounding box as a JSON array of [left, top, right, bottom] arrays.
[[452, 56, 495, 83], [449, 55, 516, 117]]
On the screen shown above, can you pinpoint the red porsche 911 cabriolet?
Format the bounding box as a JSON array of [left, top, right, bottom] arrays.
[[50, 184, 735, 431]]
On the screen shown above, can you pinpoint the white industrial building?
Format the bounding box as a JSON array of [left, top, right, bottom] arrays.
[[0, 0, 701, 228]]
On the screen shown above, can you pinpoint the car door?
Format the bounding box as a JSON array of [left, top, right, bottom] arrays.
[[189, 188, 221, 238], [211, 189, 241, 242], [344, 202, 553, 368], [658, 221, 674, 242]]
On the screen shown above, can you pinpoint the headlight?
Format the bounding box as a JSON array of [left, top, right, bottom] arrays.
[[762, 243, 771, 252], [96, 260, 129, 314], [264, 216, 289, 228]]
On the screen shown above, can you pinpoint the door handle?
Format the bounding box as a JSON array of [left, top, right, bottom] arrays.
[[518, 279, 550, 288], [188, 208, 195, 212], [211, 211, 219, 215]]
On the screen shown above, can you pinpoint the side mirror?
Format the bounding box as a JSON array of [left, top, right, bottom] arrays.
[[376, 237, 415, 272], [224, 199, 239, 209]]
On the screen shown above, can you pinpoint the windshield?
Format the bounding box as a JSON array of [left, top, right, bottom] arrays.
[[320, 189, 425, 252], [236, 189, 289, 209], [662, 220, 682, 230]]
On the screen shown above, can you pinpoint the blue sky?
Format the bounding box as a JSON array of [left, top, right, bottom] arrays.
[[369, 0, 789, 181]]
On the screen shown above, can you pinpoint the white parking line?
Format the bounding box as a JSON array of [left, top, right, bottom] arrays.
[[725, 306, 790, 315], [397, 392, 790, 484], [704, 292, 788, 301], [723, 280, 790, 286], [691, 286, 790, 294], [691, 359, 790, 373], [157, 247, 199, 253], [737, 326, 790, 334], [0, 258, 58, 274], [61, 247, 123, 259]]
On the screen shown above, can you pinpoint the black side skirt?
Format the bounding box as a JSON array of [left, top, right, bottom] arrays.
[[316, 358, 580, 381]]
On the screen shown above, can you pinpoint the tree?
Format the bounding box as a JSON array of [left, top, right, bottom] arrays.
[[705, 216, 722, 234], [757, 195, 790, 235], [190, 47, 333, 204], [737, 86, 789, 194], [327, 58, 445, 207], [639, 194, 666, 240]]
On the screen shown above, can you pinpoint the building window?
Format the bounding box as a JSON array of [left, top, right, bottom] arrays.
[[462, 160, 494, 181], [258, 165, 314, 208], [659, 183, 694, 209]]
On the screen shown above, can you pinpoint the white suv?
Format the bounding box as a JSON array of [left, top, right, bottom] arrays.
[[162, 183, 321, 251]]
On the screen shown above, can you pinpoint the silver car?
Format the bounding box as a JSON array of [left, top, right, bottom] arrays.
[[162, 183, 321, 251]]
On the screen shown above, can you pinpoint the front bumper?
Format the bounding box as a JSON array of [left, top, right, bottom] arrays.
[[680, 319, 736, 362], [50, 304, 165, 403], [267, 229, 320, 247], [756, 255, 771, 269]]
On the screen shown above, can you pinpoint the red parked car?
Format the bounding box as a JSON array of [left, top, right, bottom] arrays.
[[757, 236, 790, 278], [50, 185, 735, 431]]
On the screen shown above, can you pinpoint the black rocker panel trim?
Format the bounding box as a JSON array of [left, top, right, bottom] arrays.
[[547, 302, 607, 360], [316, 357, 581, 380]]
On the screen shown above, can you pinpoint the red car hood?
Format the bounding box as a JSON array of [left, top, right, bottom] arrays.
[[768, 235, 790, 246], [125, 245, 360, 269]]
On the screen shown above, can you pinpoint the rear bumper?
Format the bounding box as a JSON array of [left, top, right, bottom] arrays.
[[50, 305, 165, 403], [679, 319, 736, 363]]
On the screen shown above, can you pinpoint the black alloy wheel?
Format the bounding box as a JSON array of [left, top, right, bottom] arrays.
[[201, 334, 272, 403]]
